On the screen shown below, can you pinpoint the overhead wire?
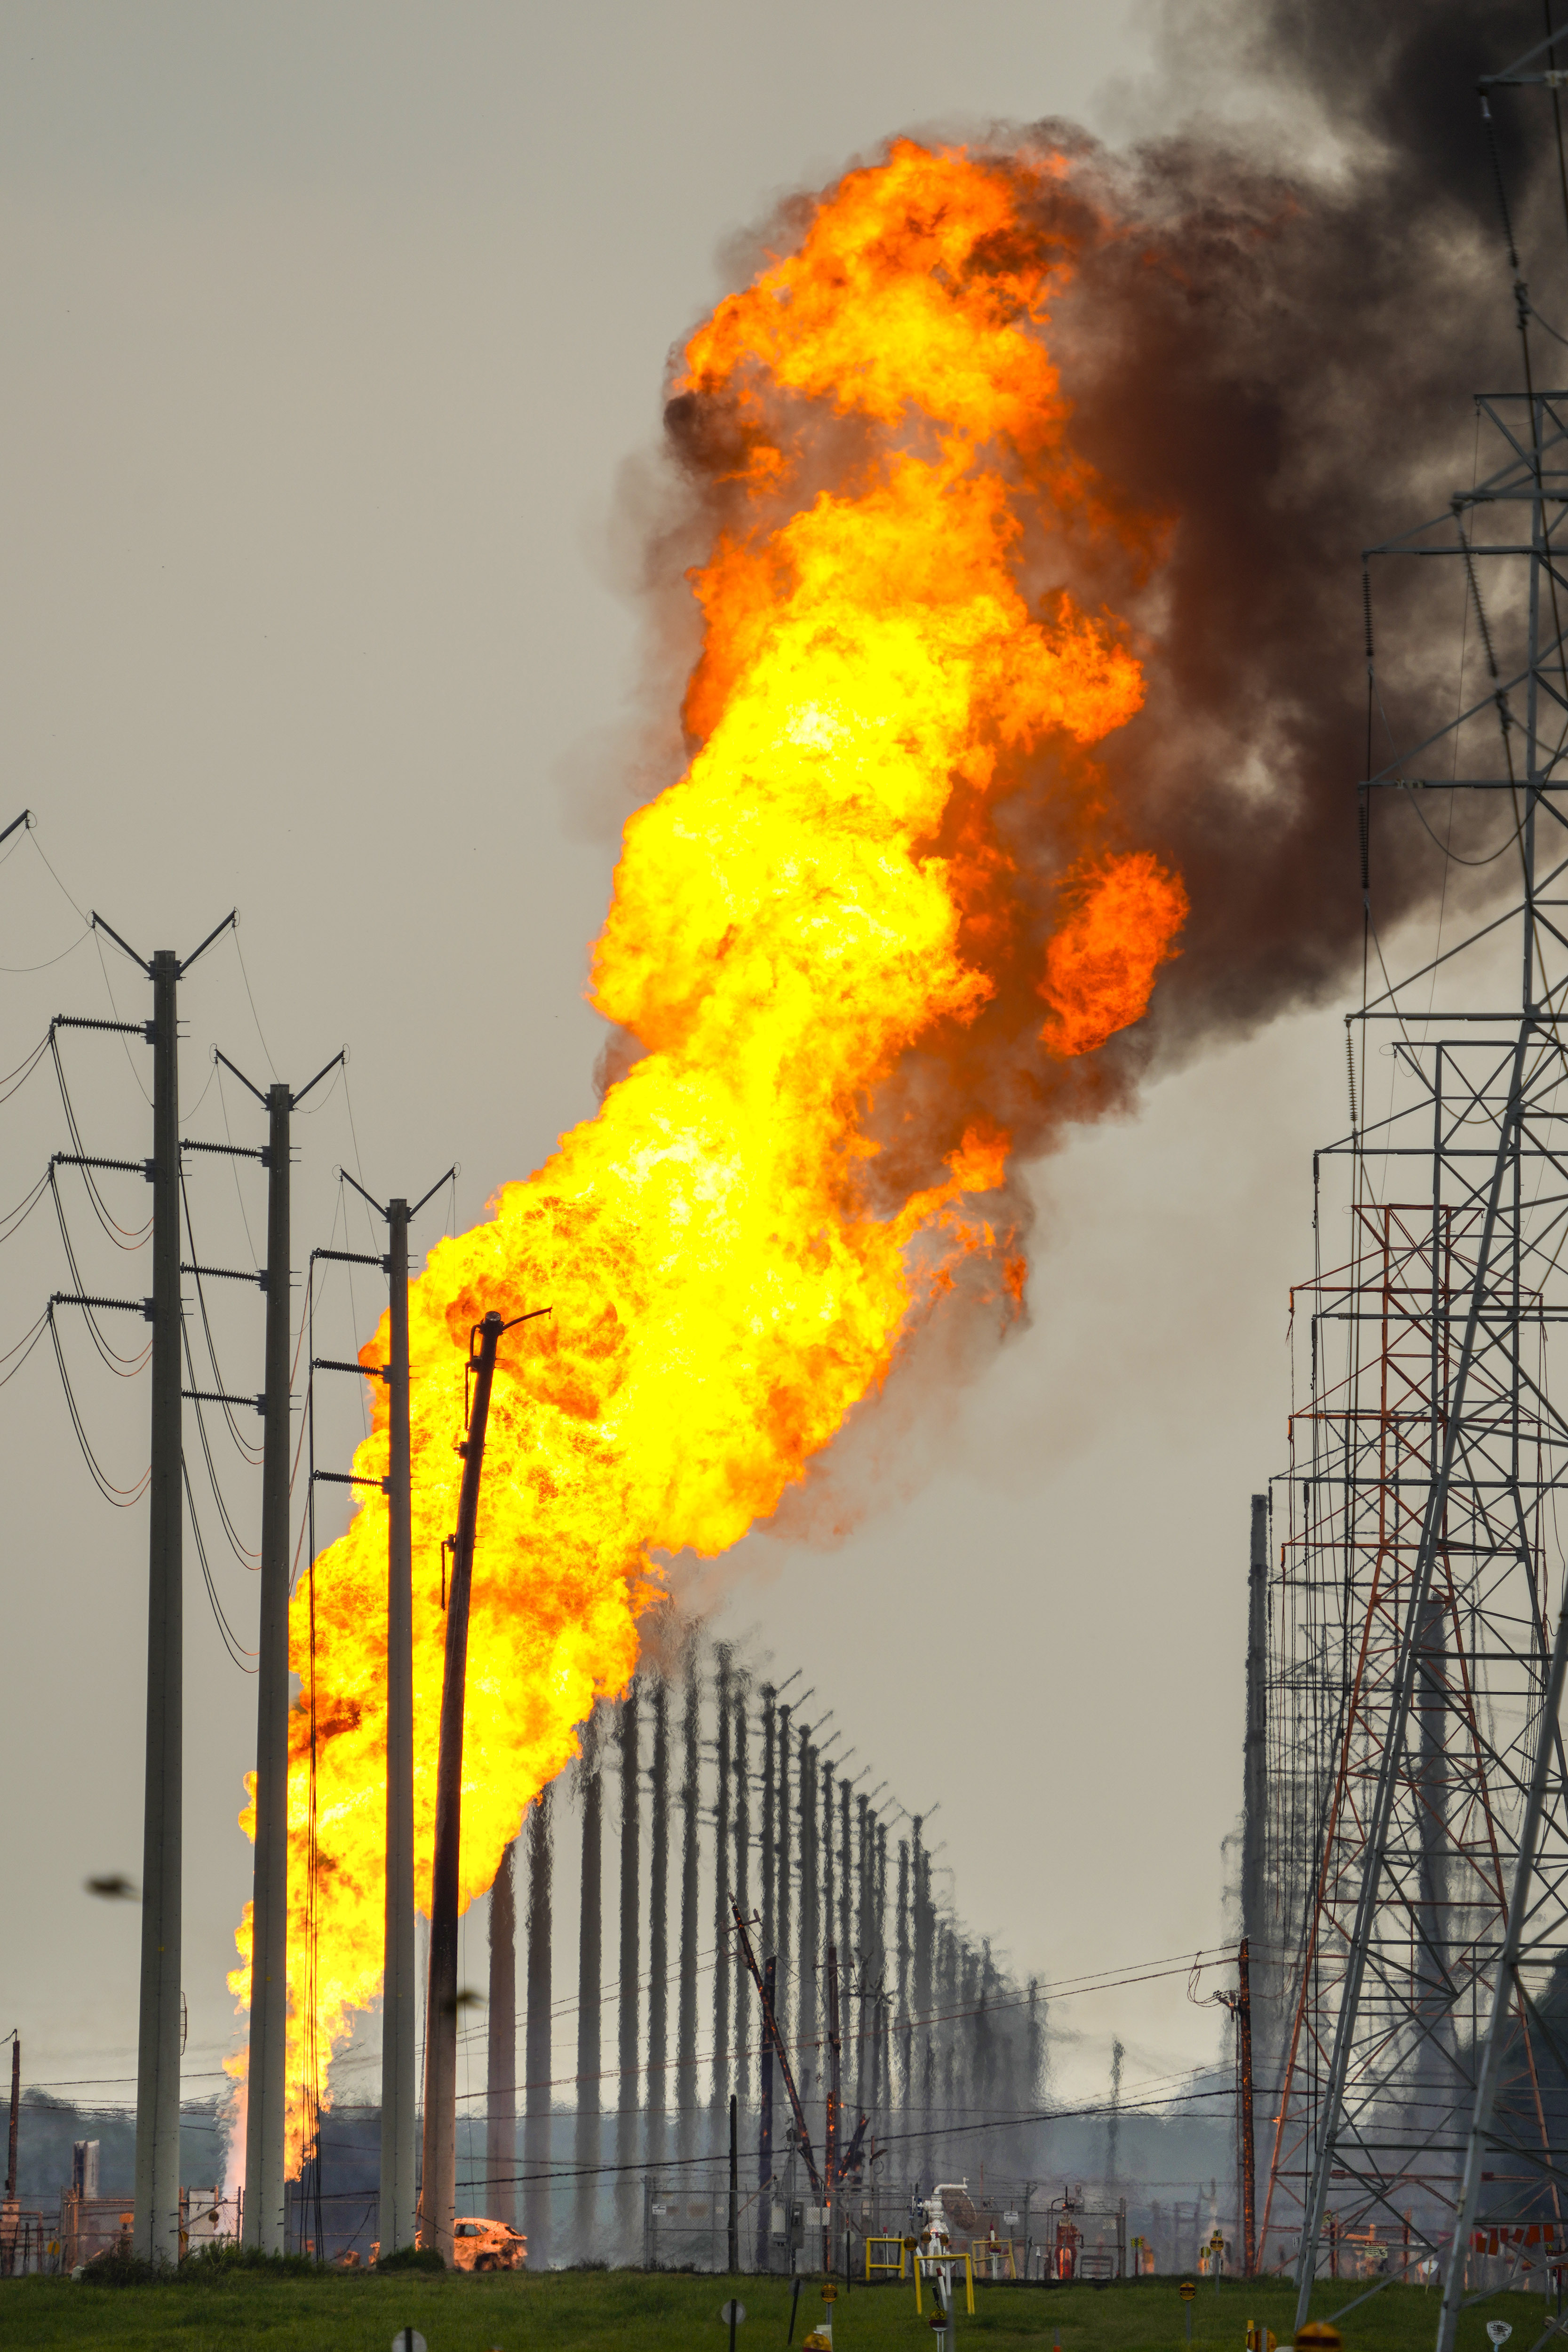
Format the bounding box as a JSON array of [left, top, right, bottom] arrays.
[[180, 1320, 261, 1569], [25, 823, 88, 924], [50, 1030, 151, 1248], [48, 1308, 149, 1507], [90, 930, 152, 1109], [230, 926, 277, 1081], [0, 1030, 51, 1105], [183, 1452, 257, 1673], [179, 1165, 264, 1464], [0, 1168, 51, 1248], [48, 1170, 150, 1374], [0, 931, 91, 977], [215, 1063, 260, 1264], [0, 1309, 51, 1394]]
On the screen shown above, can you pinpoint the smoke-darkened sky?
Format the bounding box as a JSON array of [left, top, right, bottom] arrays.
[[0, 0, 1548, 2131]]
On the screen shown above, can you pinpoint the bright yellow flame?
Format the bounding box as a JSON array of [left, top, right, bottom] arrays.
[[226, 138, 1185, 2167]]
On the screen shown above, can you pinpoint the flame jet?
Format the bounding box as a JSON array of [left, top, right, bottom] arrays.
[[228, 139, 1186, 2165]]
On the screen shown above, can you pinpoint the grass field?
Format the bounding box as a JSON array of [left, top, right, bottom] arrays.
[[0, 2270, 1556, 2352]]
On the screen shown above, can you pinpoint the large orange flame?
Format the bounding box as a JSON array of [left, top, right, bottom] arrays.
[[227, 138, 1186, 2165]]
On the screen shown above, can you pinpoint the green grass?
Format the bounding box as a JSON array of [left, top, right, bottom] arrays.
[[0, 2268, 1553, 2352]]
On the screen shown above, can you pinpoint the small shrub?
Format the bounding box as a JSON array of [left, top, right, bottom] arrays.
[[377, 2242, 446, 2273], [80, 2251, 161, 2288], [180, 2241, 317, 2280]]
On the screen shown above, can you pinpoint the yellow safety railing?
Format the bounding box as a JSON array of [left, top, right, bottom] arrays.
[[970, 2238, 1017, 2281], [913, 2250, 976, 2316], [865, 2234, 907, 2280]]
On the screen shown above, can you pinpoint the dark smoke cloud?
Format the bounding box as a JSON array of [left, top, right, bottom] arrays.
[[602, 0, 1568, 1277], [595, 5, 1568, 1553], [856, 0, 1568, 1189], [1043, 0, 1564, 1056]]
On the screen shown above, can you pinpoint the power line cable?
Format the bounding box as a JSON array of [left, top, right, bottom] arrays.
[[180, 1322, 261, 1569], [90, 930, 152, 1109], [215, 1064, 260, 1264], [48, 1308, 150, 1506], [179, 1165, 264, 1465], [25, 824, 88, 924], [0, 1309, 51, 1394], [230, 927, 277, 1081], [183, 1452, 256, 1672], [0, 931, 91, 977], [0, 1031, 52, 1104], [48, 1171, 150, 1374], [0, 1169, 51, 1248], [50, 1031, 151, 1248]]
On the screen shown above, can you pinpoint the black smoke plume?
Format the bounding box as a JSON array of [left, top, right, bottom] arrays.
[[637, 0, 1566, 1189]]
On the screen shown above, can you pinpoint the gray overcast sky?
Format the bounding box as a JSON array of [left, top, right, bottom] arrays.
[[0, 0, 1347, 2122]]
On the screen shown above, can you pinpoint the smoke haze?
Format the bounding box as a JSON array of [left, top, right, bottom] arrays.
[[634, 0, 1557, 1194]]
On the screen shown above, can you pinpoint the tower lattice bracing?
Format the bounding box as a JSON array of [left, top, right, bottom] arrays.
[[1261, 393, 1568, 2321]]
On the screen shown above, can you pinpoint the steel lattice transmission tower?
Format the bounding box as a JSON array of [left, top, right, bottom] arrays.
[[1256, 393, 1568, 2331]]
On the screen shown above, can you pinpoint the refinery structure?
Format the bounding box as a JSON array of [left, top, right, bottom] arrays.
[[15, 11, 1568, 2338]]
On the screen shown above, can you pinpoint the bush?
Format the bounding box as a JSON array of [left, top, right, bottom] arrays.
[[81, 2240, 326, 2286], [80, 2251, 161, 2288], [181, 2241, 318, 2279], [376, 2243, 445, 2273]]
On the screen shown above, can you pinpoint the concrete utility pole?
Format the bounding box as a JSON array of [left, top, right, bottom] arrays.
[[523, 1790, 553, 2262], [422, 1306, 543, 2261], [67, 910, 233, 2268], [1237, 1938, 1255, 2278], [243, 1084, 293, 2252], [2, 2033, 18, 2276], [486, 1842, 517, 2228], [712, 1648, 732, 2149], [331, 1161, 451, 2259], [381, 1195, 416, 2255], [645, 1685, 669, 2172], [727, 2092, 739, 2272], [756, 1957, 775, 2271], [615, 1689, 639, 2241], [135, 948, 183, 2266], [225, 1047, 341, 2258], [1241, 1496, 1268, 1959], [573, 1715, 603, 2256], [677, 1652, 700, 2163], [824, 1945, 840, 2276]]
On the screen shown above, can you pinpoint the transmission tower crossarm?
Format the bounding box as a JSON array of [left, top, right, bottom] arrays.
[[731, 1899, 823, 2201], [1292, 1016, 1531, 2332], [1436, 1577, 1568, 2352]]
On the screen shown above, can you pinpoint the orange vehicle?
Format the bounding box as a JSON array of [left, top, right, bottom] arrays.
[[451, 2216, 527, 2272]]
